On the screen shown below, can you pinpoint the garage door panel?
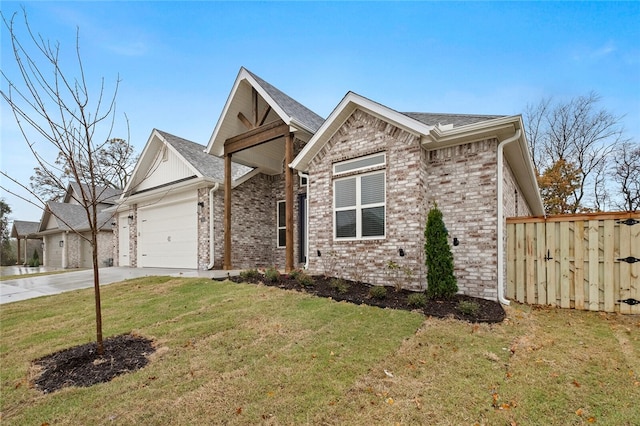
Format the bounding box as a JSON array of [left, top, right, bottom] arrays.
[[138, 200, 197, 268]]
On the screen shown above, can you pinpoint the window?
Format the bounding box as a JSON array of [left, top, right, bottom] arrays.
[[277, 200, 286, 248], [333, 155, 386, 240]]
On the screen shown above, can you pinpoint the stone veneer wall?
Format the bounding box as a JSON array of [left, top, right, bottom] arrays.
[[197, 187, 211, 270]]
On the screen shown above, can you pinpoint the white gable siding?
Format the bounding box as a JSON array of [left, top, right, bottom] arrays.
[[136, 145, 195, 192]]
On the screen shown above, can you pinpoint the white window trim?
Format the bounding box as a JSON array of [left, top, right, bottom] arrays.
[[333, 152, 386, 176], [333, 170, 386, 241], [276, 200, 286, 248]]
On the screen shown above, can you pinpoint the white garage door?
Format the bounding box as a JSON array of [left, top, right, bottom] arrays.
[[138, 198, 197, 268], [118, 212, 131, 267]]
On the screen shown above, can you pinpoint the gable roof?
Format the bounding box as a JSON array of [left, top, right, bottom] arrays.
[[206, 67, 324, 159], [156, 130, 252, 181], [10, 220, 40, 239], [65, 182, 122, 205], [38, 201, 114, 233], [291, 91, 544, 216], [121, 129, 254, 201]]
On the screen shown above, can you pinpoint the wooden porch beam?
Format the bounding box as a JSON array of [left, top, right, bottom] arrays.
[[237, 112, 254, 130], [258, 105, 272, 127], [223, 153, 232, 270], [285, 132, 294, 272], [224, 120, 289, 156]]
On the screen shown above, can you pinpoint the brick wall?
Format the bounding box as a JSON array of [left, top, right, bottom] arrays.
[[305, 108, 537, 300]]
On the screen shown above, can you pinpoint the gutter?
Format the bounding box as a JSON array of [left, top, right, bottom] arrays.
[[207, 183, 220, 270], [496, 129, 522, 306]]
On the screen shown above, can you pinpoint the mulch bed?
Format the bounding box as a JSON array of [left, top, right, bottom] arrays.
[[32, 333, 155, 394], [217, 273, 506, 324]]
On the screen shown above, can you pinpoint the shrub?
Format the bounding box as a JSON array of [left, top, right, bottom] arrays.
[[239, 269, 260, 280], [264, 266, 280, 283], [28, 249, 40, 267], [329, 278, 350, 294], [424, 204, 458, 299], [288, 268, 303, 280], [369, 286, 387, 299], [407, 292, 428, 308], [295, 271, 314, 287], [457, 300, 480, 317]]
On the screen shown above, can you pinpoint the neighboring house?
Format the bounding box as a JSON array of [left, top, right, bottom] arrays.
[[39, 182, 120, 268], [10, 220, 42, 264], [117, 67, 544, 301], [115, 129, 253, 269]]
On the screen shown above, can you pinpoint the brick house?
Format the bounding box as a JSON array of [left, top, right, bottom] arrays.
[[116, 67, 544, 301], [38, 182, 120, 268]]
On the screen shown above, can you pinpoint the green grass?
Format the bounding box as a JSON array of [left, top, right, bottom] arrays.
[[1, 277, 638, 425]]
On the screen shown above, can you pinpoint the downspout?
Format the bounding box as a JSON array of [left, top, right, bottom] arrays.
[[298, 171, 310, 269], [496, 129, 521, 306], [207, 183, 220, 270]]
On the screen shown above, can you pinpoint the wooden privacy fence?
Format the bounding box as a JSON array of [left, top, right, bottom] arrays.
[[506, 212, 639, 314]]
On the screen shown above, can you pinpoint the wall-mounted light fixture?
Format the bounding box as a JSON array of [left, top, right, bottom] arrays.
[[317, 250, 321, 257], [59, 240, 64, 248], [111, 221, 116, 227], [398, 248, 405, 257], [198, 201, 205, 210], [453, 238, 459, 246], [127, 215, 134, 224], [41, 242, 45, 249]]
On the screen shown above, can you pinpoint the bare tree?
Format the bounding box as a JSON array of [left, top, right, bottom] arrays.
[[30, 138, 137, 201], [0, 9, 130, 354], [525, 92, 627, 212], [613, 142, 640, 211]]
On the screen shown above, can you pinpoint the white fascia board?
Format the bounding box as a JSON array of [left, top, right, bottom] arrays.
[[291, 92, 433, 171], [119, 129, 163, 201], [119, 176, 217, 207], [422, 115, 520, 147]]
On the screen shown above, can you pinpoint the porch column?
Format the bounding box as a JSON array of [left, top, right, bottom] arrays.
[[16, 237, 21, 264], [285, 132, 294, 272], [224, 153, 232, 270]]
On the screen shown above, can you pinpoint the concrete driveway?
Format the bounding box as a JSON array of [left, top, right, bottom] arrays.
[[0, 267, 238, 305]]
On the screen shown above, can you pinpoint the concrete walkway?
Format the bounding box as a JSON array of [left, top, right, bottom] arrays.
[[0, 267, 239, 305]]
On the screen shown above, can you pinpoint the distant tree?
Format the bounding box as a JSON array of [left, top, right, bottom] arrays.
[[525, 92, 627, 212], [0, 9, 130, 354], [30, 138, 137, 201], [0, 200, 16, 266], [424, 204, 457, 299], [613, 142, 640, 211], [537, 158, 582, 215]]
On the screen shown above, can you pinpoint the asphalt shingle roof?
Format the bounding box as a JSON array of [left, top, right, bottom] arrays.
[[157, 130, 253, 181], [402, 112, 505, 128], [11, 220, 40, 238], [244, 68, 325, 133], [44, 202, 114, 232]]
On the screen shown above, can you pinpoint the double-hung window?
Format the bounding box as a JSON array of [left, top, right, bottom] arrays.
[[333, 153, 386, 240]]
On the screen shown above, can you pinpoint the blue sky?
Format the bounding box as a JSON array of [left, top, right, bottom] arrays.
[[1, 1, 639, 222]]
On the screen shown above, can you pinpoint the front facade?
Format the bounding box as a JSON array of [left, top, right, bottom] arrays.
[[116, 67, 544, 301]]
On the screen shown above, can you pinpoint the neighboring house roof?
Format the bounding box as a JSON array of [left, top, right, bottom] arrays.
[[65, 182, 122, 205], [38, 201, 115, 233], [10, 220, 40, 239], [291, 91, 544, 216], [207, 67, 325, 162]]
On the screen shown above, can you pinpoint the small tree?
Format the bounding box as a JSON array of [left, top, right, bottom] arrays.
[[424, 204, 457, 299]]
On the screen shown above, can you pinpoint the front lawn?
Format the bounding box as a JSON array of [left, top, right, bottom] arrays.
[[0, 277, 638, 425]]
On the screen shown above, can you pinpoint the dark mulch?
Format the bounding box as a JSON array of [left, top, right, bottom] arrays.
[[218, 273, 505, 324], [32, 333, 155, 394]]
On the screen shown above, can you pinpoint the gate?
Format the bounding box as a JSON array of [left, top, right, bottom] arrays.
[[506, 212, 639, 314]]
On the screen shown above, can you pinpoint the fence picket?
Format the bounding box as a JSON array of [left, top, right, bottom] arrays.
[[536, 222, 547, 305], [574, 221, 585, 310], [603, 220, 615, 312], [588, 220, 600, 311]]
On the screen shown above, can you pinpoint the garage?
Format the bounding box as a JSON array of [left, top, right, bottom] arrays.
[[137, 198, 198, 268]]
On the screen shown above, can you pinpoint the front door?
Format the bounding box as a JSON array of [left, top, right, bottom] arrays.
[[298, 193, 307, 264]]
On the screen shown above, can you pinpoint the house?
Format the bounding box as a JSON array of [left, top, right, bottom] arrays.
[[117, 67, 544, 301], [38, 182, 120, 268], [10, 220, 42, 264], [114, 129, 253, 269]]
